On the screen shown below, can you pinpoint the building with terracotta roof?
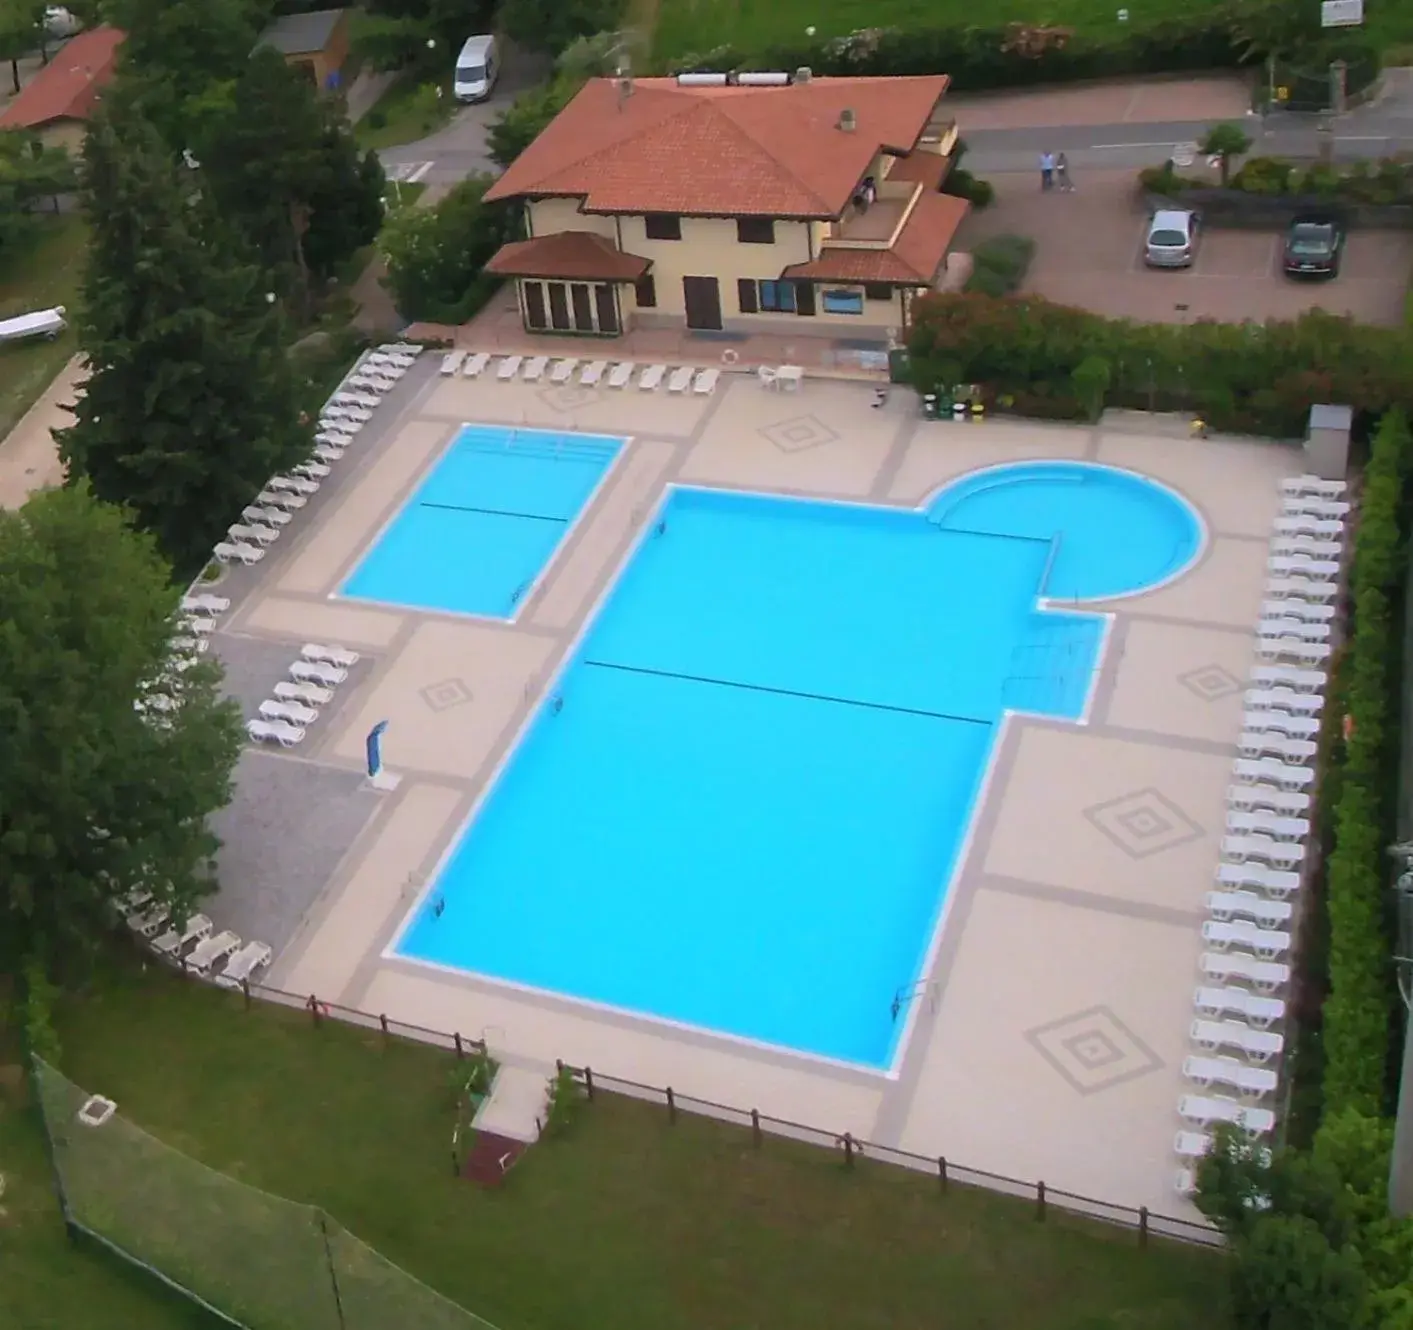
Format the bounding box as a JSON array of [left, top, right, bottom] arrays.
[[482, 72, 965, 340], [0, 26, 123, 150]]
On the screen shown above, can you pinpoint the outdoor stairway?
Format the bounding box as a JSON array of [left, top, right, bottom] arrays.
[[473, 1063, 551, 1143]]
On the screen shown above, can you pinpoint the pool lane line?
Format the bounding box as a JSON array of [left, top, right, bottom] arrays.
[[580, 659, 993, 726], [418, 502, 569, 524]]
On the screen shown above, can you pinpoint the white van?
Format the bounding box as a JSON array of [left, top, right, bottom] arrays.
[[453, 35, 498, 103]]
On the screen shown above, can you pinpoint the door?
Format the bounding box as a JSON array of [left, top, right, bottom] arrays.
[[547, 283, 570, 331], [569, 283, 595, 332], [682, 276, 723, 331], [593, 283, 619, 334], [522, 281, 547, 331]]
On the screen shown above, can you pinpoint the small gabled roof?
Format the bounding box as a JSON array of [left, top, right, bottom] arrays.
[[258, 8, 344, 56], [484, 75, 950, 219], [0, 26, 123, 130]]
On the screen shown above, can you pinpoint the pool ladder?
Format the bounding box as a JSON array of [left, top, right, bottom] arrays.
[[891, 980, 939, 1023]]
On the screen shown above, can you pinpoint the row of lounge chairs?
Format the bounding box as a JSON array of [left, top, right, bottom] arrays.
[[1173, 471, 1348, 1197], [440, 349, 721, 396], [122, 891, 271, 987], [247, 644, 361, 748], [214, 344, 424, 568]]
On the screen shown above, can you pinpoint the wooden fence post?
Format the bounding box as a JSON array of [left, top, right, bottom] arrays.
[[379, 1013, 389, 1039], [938, 1156, 948, 1192], [583, 1066, 595, 1100], [454, 1032, 464, 1059], [841, 1132, 856, 1168], [308, 995, 321, 1026], [1036, 1180, 1047, 1221], [241, 979, 251, 1011], [666, 1086, 676, 1123], [1138, 1206, 1149, 1249], [751, 1109, 761, 1148]]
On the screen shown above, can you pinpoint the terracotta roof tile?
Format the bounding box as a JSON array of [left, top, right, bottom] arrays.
[[0, 27, 123, 130], [484, 231, 651, 282], [885, 150, 949, 192], [780, 192, 969, 286], [484, 75, 950, 218]]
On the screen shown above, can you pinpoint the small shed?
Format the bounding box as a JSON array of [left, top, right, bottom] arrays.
[[257, 8, 351, 89], [1305, 403, 1353, 483]]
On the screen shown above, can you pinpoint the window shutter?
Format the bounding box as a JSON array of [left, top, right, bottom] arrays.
[[737, 279, 759, 314]]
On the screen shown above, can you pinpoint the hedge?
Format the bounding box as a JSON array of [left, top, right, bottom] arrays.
[[1320, 408, 1410, 1119], [906, 293, 1413, 438]]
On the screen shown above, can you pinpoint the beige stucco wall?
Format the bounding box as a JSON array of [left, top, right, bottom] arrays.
[[527, 197, 615, 241]]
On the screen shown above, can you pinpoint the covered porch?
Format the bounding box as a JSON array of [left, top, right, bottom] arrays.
[[484, 231, 652, 338]]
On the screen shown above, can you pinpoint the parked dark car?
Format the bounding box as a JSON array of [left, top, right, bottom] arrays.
[[1283, 216, 1343, 279]]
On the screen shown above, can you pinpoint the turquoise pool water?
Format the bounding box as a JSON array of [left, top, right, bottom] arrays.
[[341, 424, 624, 618], [394, 461, 1204, 1068]]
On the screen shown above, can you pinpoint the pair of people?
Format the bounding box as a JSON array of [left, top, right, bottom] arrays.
[[1039, 151, 1074, 192]]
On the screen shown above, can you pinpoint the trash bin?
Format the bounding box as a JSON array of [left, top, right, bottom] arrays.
[[922, 394, 939, 420]]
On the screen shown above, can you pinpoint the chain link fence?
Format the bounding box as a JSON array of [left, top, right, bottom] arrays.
[[32, 1058, 500, 1330]]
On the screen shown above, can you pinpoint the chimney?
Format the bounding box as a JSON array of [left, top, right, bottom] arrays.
[[794, 66, 812, 83], [837, 108, 856, 133]]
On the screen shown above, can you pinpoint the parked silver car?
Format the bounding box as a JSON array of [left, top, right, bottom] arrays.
[[1144, 208, 1200, 268]]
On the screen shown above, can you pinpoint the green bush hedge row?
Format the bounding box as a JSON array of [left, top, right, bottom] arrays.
[[905, 293, 1413, 438], [1320, 408, 1410, 1118], [1142, 155, 1413, 207]]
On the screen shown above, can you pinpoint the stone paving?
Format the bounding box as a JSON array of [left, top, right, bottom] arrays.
[[202, 355, 1302, 1224]]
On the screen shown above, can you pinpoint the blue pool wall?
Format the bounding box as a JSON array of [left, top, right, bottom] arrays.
[[385, 464, 1205, 1072]]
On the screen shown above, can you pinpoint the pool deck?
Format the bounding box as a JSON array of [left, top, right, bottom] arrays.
[[207, 360, 1301, 1228]]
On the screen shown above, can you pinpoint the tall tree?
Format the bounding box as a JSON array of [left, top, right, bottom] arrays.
[[58, 105, 310, 573], [200, 47, 384, 315], [0, 128, 77, 258], [0, 484, 243, 981], [352, 0, 495, 71], [0, 0, 38, 94]]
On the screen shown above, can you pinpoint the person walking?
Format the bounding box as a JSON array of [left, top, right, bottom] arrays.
[[1056, 151, 1073, 192], [1039, 150, 1055, 191]]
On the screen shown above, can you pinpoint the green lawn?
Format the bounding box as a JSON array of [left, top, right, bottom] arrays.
[[2, 957, 1228, 1330], [356, 71, 456, 152], [0, 214, 87, 445]]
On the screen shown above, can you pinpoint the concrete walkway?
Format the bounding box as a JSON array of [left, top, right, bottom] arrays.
[[0, 354, 81, 507]]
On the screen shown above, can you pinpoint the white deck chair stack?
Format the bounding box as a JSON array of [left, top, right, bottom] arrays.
[[247, 645, 359, 750]]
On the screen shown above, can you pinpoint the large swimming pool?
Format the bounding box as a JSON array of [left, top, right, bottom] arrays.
[[341, 424, 623, 619], [392, 461, 1204, 1068]]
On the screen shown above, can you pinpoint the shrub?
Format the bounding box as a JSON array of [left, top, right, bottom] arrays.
[[942, 168, 994, 209], [1070, 355, 1112, 421], [964, 234, 1033, 297]]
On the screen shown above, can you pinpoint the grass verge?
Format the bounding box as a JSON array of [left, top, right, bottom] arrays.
[[6, 956, 1233, 1330], [356, 70, 455, 151], [0, 214, 87, 446]]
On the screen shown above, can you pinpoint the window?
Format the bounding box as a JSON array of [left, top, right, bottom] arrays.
[[864, 282, 894, 302], [737, 279, 796, 314], [821, 287, 864, 315], [634, 274, 657, 308], [736, 217, 775, 245], [644, 213, 681, 241]]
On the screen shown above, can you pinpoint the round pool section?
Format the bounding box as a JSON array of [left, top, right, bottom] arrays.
[[926, 461, 1204, 602]]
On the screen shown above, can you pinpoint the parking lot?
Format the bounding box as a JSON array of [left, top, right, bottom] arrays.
[[956, 169, 1413, 326]]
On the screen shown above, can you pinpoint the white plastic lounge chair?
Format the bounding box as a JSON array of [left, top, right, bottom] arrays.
[[152, 913, 212, 958], [1191, 1019, 1285, 1062], [346, 374, 387, 392], [228, 524, 279, 547], [1274, 514, 1343, 538], [365, 363, 405, 385], [1255, 637, 1333, 666], [1266, 576, 1337, 602], [118, 888, 152, 914], [1216, 861, 1301, 900], [1200, 951, 1291, 993], [1257, 617, 1330, 642], [269, 475, 318, 495], [1259, 599, 1334, 624], [1242, 710, 1319, 740], [522, 355, 549, 382], [295, 462, 333, 482], [693, 367, 719, 395], [1271, 536, 1341, 560], [667, 366, 694, 393], [127, 903, 169, 936], [246, 718, 305, 747], [1268, 555, 1339, 579], [321, 404, 356, 421], [185, 930, 242, 976], [181, 616, 215, 637], [580, 360, 607, 386], [775, 365, 804, 391], [550, 358, 579, 384], [243, 505, 292, 529], [1237, 733, 1317, 765], [1250, 666, 1326, 693], [1178, 1094, 1276, 1136], [1207, 890, 1293, 927], [215, 940, 273, 989], [607, 362, 634, 389], [257, 489, 307, 511], [213, 541, 265, 566], [1175, 1130, 1214, 1160], [757, 365, 778, 390], [259, 698, 318, 727], [464, 351, 491, 378], [341, 407, 372, 424], [169, 635, 208, 656], [1246, 686, 1323, 715], [1282, 475, 1346, 498], [638, 363, 666, 390], [1233, 757, 1313, 792], [301, 643, 360, 668], [290, 660, 346, 686], [1195, 985, 1286, 1027], [496, 355, 523, 380], [1227, 809, 1309, 840], [1202, 919, 1291, 959], [1283, 497, 1349, 519], [1175, 1168, 1197, 1197], [181, 593, 230, 616], [332, 391, 381, 410], [1226, 784, 1310, 816], [384, 342, 422, 357], [1221, 833, 1304, 870], [441, 350, 467, 376], [274, 680, 333, 707], [1184, 1056, 1278, 1097]]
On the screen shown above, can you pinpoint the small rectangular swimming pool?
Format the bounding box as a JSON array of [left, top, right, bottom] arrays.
[[340, 424, 624, 619]]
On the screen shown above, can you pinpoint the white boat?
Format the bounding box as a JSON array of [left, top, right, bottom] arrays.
[[0, 306, 67, 344]]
